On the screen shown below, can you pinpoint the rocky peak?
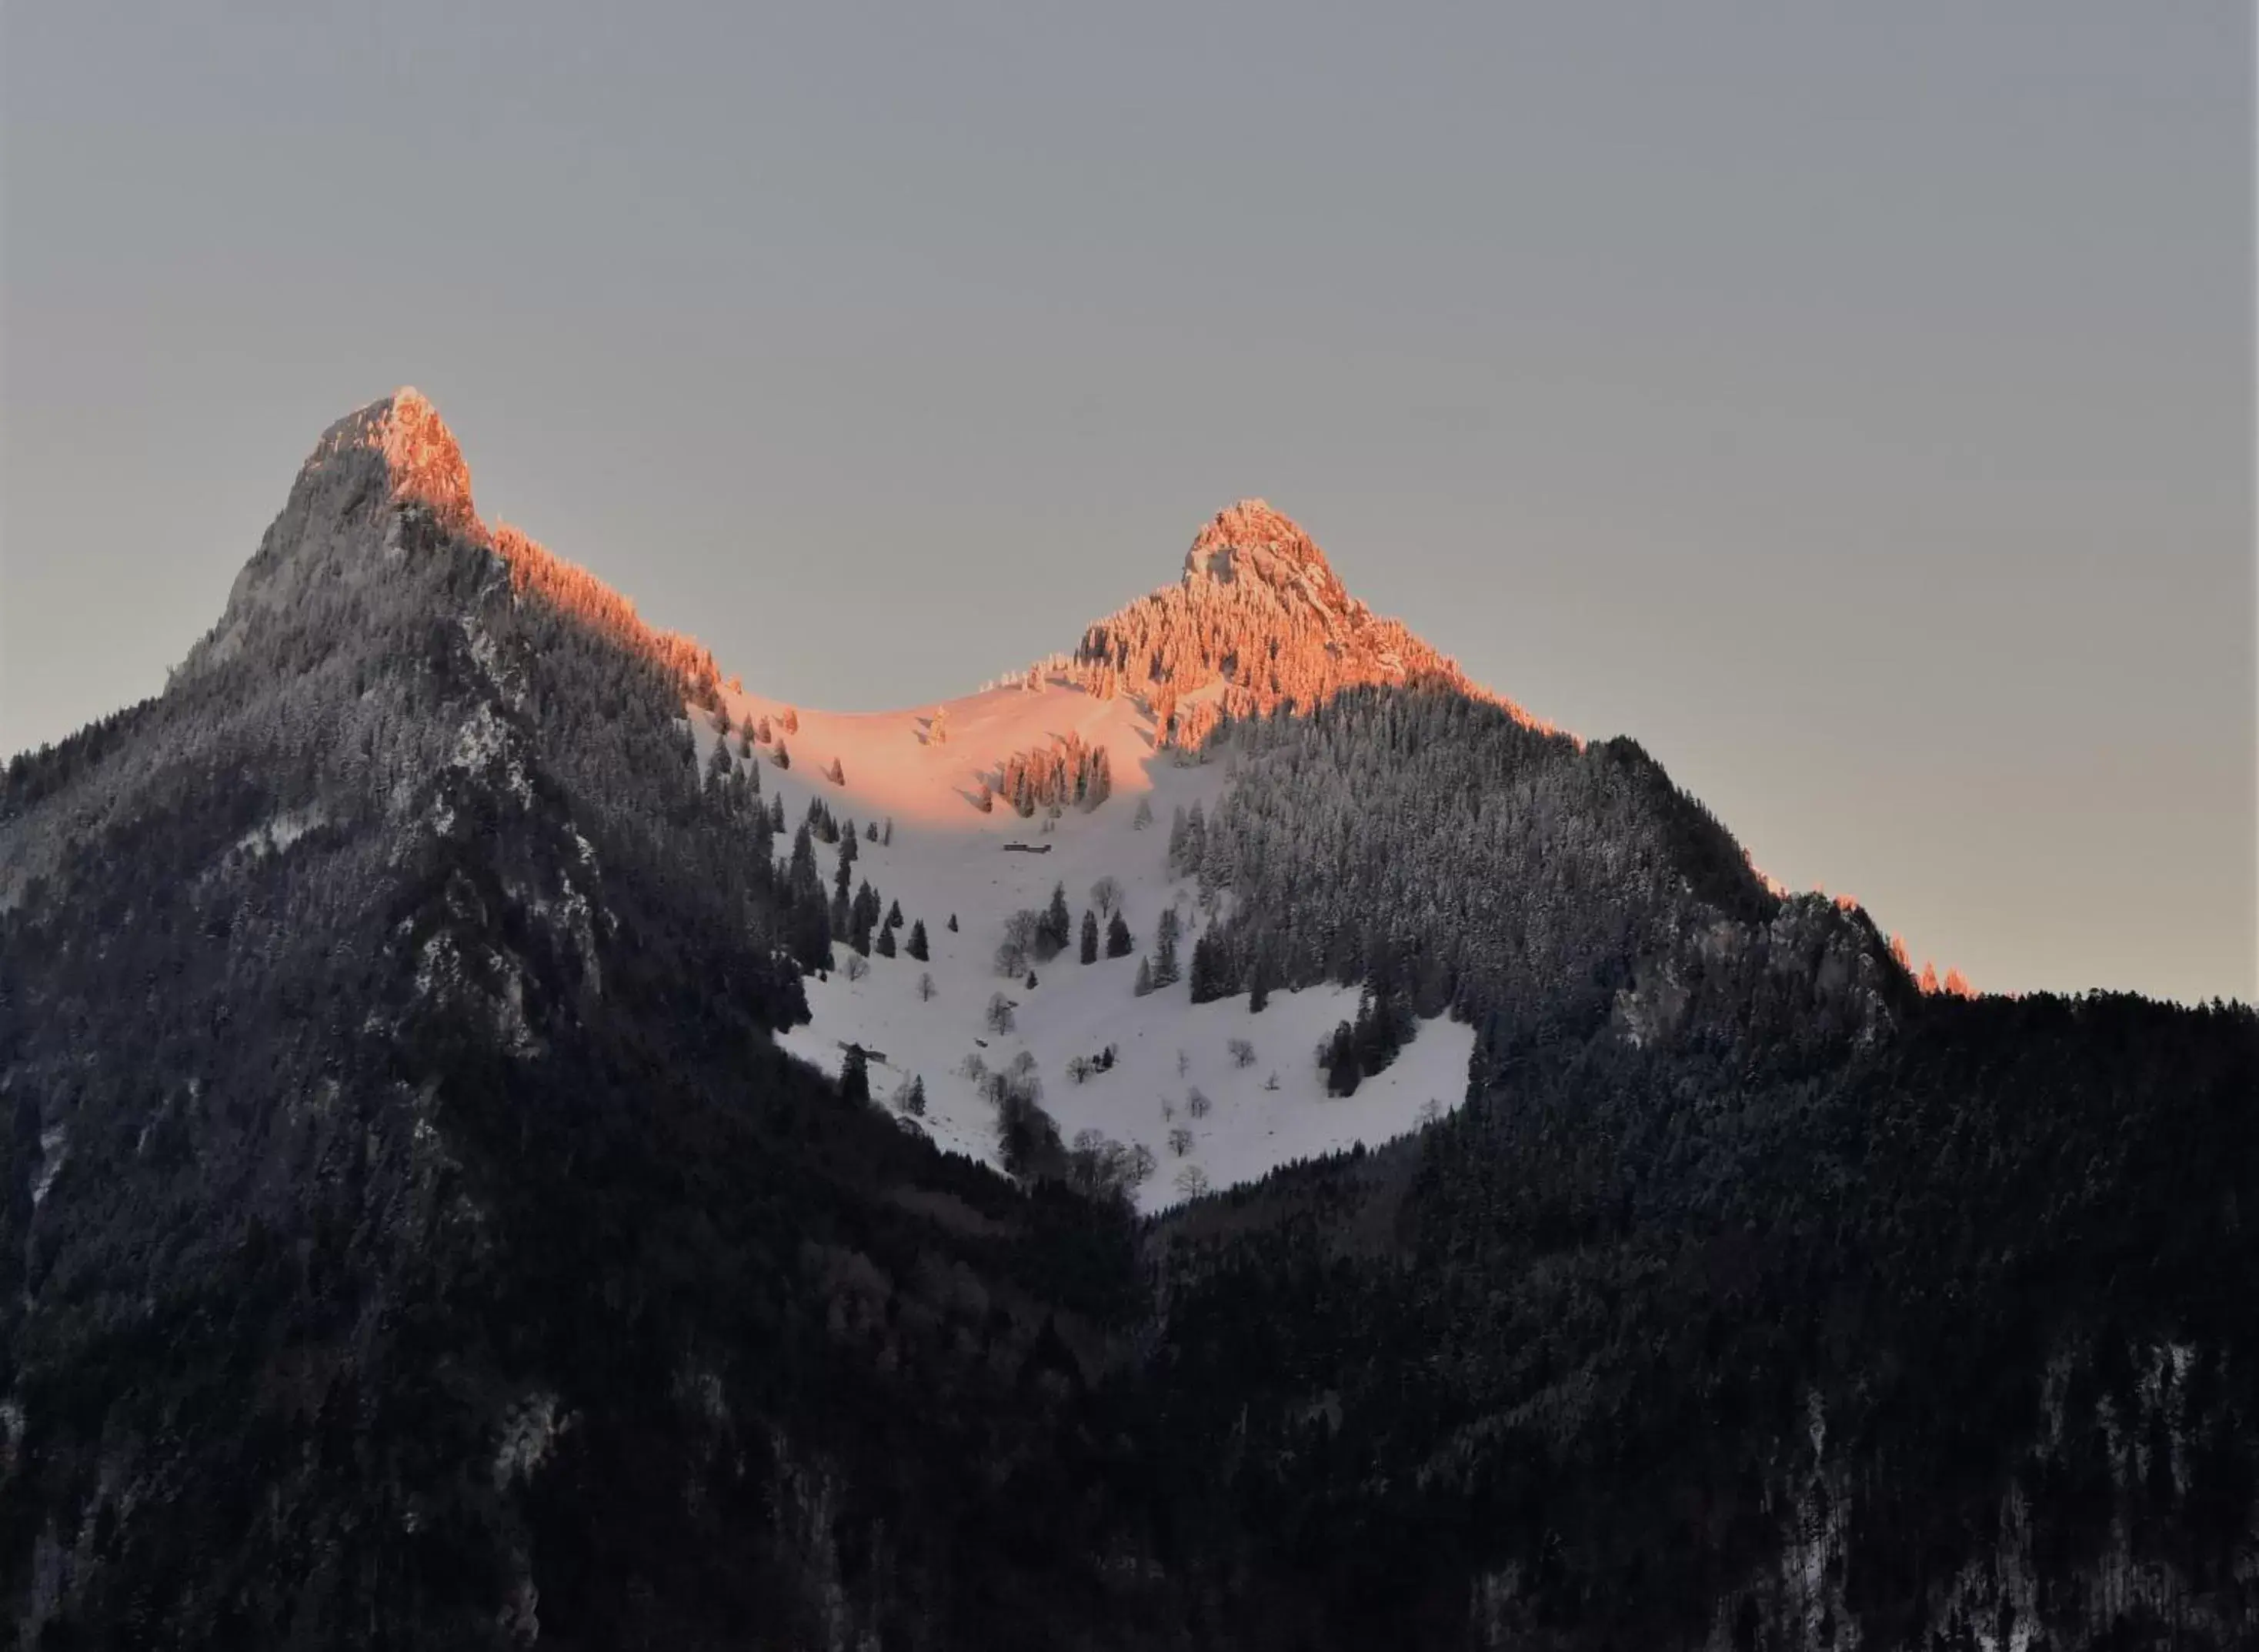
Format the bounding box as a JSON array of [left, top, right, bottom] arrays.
[[182, 389, 487, 676], [1072, 498, 1555, 746], [299, 387, 482, 540], [182, 389, 724, 704], [1181, 499, 1354, 616]]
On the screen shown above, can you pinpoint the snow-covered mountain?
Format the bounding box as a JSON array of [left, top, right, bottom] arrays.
[[699, 569, 1483, 1211], [8, 389, 2252, 1650], [14, 388, 1921, 1218]]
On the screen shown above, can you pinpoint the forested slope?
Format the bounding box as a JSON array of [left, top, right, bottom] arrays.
[[0, 396, 1170, 1648], [4, 393, 2251, 1650], [1140, 696, 2259, 1650]]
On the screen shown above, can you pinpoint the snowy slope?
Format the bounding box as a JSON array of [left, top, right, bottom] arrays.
[[694, 672, 1473, 1213]]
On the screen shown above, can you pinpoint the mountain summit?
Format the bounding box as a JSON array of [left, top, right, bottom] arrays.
[[305, 386, 479, 537], [1181, 498, 1351, 610], [1079, 496, 1553, 747]]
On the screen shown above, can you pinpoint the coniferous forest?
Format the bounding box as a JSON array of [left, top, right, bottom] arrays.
[[2, 396, 2254, 1649]]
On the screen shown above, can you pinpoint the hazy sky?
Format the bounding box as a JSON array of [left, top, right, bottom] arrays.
[[3, 4, 2251, 1003]]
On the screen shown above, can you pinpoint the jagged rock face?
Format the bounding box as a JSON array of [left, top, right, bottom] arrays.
[[323, 387, 479, 532], [272, 385, 480, 543], [1083, 498, 1555, 746], [1181, 498, 1356, 618], [184, 389, 481, 677]]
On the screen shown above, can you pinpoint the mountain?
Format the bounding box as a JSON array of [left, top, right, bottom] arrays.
[[4, 392, 2254, 1650], [1072, 496, 1550, 749]]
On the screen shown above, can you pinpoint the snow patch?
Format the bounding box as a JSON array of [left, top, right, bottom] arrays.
[[30, 1126, 66, 1208], [492, 1392, 563, 1489], [449, 703, 532, 806], [234, 807, 325, 860]]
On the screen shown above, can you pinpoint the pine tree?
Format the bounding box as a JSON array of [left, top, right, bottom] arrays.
[[1247, 939, 1276, 1013], [1188, 931, 1230, 1003], [1039, 883, 1072, 958], [1151, 907, 1183, 987], [839, 1046, 869, 1104], [1322, 1020, 1360, 1096], [875, 925, 896, 958], [1179, 802, 1208, 876], [773, 740, 791, 770], [786, 823, 832, 970], [1079, 909, 1099, 965], [1106, 911, 1133, 959], [1200, 804, 1233, 889], [906, 919, 929, 962], [788, 820, 819, 888], [885, 899, 903, 929], [1133, 956, 1154, 997], [851, 880, 880, 955]]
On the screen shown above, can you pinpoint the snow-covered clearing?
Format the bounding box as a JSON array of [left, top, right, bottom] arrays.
[[696, 674, 1475, 1213]]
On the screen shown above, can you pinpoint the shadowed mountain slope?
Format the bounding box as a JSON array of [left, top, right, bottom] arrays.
[[4, 392, 2253, 1650]]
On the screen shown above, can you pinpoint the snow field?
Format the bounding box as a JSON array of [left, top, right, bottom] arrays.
[[696, 675, 1474, 1212]]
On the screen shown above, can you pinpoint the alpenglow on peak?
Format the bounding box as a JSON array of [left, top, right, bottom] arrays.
[[299, 386, 480, 538], [1182, 499, 1349, 610], [1075, 497, 1558, 747]]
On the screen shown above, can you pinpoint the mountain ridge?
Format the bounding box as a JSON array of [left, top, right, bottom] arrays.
[[7, 389, 2247, 1648], [1077, 496, 1561, 751], [31, 385, 1971, 993]]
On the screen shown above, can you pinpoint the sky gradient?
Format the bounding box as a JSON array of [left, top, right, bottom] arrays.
[[3, 4, 2252, 1004]]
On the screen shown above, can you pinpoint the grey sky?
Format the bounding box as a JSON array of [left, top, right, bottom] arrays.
[[4, 4, 2251, 1003]]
